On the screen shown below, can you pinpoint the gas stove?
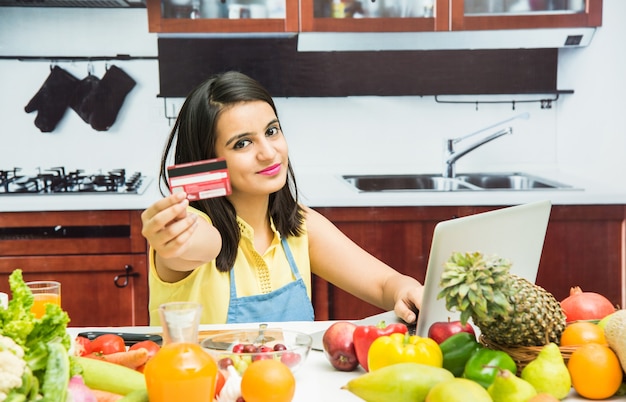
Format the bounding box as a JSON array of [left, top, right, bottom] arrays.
[[0, 167, 152, 195]]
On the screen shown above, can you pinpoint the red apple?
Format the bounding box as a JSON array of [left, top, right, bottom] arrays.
[[427, 319, 476, 344], [322, 321, 359, 371]]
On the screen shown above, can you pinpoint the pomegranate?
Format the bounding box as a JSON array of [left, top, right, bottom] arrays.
[[560, 286, 616, 323]]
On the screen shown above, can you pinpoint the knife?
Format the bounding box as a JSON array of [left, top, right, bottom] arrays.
[[77, 331, 163, 346]]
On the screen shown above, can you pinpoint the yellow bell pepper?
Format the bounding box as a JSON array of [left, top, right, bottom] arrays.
[[367, 332, 443, 371]]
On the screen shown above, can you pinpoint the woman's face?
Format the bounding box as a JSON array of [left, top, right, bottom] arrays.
[[214, 100, 289, 198]]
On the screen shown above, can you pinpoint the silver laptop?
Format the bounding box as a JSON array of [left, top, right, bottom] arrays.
[[414, 199, 551, 337], [310, 200, 551, 350]]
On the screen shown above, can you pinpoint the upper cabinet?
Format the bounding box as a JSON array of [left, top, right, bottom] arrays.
[[147, 0, 602, 34], [299, 0, 448, 32], [454, 0, 603, 31], [300, 0, 602, 32], [146, 0, 299, 33]]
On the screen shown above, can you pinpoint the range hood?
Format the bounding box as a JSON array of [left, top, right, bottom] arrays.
[[297, 27, 596, 52], [0, 0, 145, 7]]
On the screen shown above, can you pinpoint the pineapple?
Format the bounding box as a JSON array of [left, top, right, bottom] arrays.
[[437, 251, 566, 347]]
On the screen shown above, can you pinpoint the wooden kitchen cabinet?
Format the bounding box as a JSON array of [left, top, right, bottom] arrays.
[[300, 0, 602, 32], [312, 204, 624, 321], [147, 0, 601, 34], [146, 0, 299, 33], [453, 0, 603, 31], [0, 210, 149, 327]]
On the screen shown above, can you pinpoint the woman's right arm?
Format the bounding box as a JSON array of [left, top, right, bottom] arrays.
[[141, 192, 222, 282]]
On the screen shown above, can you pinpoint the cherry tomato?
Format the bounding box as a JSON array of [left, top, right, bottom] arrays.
[[74, 336, 92, 356], [90, 334, 126, 355]]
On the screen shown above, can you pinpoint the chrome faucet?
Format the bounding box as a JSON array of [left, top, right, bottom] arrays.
[[443, 112, 530, 178]]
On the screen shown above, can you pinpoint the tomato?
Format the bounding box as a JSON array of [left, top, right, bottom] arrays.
[[74, 336, 92, 356], [90, 334, 126, 355], [130, 340, 161, 357], [131, 340, 161, 372]]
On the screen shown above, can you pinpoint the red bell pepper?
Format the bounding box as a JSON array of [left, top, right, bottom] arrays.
[[353, 320, 409, 371]]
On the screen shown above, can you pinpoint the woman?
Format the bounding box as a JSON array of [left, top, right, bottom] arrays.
[[141, 71, 424, 325]]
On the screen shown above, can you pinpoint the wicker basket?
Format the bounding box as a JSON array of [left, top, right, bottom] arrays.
[[480, 335, 578, 375]]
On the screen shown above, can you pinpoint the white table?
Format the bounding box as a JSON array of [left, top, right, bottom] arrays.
[[68, 321, 623, 402]]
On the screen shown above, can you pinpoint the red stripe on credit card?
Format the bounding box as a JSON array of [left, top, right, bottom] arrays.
[[167, 158, 231, 201]]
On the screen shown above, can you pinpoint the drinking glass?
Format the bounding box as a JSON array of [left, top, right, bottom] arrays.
[[27, 280, 61, 318]]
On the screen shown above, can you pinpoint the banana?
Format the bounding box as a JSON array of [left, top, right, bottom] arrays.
[[342, 362, 454, 402]]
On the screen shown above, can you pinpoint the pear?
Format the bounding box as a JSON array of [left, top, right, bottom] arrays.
[[488, 369, 537, 402], [521, 342, 572, 399], [426, 378, 492, 402], [342, 362, 454, 402]]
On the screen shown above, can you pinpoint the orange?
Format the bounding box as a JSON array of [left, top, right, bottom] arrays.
[[559, 321, 606, 346], [527, 393, 560, 402], [241, 359, 296, 402], [567, 343, 623, 399]]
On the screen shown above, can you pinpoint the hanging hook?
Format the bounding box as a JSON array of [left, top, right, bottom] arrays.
[[114, 265, 140, 288], [87, 62, 94, 76], [512, 100, 516, 110]]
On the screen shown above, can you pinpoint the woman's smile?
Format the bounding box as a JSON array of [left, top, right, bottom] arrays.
[[258, 163, 282, 176]]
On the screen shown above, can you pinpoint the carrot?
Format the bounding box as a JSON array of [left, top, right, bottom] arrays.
[[86, 348, 150, 370], [91, 389, 124, 402]]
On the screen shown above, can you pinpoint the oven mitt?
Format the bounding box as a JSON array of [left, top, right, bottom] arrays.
[[69, 73, 101, 124], [88, 65, 136, 131], [24, 66, 80, 132]]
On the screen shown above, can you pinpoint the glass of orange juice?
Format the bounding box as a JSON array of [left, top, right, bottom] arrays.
[[26, 281, 61, 318]]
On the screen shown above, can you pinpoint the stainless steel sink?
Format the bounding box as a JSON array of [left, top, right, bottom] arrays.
[[342, 172, 576, 192], [342, 174, 478, 192], [455, 173, 570, 190]]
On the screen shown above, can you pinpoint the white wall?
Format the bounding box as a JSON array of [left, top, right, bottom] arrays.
[[0, 2, 623, 189], [557, 0, 626, 187]]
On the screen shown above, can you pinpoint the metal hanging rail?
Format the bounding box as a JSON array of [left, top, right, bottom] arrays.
[[434, 90, 573, 110], [0, 54, 157, 61]]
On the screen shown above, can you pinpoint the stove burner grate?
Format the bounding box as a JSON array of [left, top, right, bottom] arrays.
[[0, 167, 151, 195]]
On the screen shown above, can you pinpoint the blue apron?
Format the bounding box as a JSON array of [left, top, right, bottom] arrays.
[[226, 237, 315, 323]]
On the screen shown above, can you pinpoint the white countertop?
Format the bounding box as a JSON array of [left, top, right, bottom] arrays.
[[3, 169, 626, 212], [67, 321, 622, 402]]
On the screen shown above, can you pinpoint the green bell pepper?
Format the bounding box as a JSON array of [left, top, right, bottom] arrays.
[[462, 347, 517, 388], [439, 332, 483, 377]]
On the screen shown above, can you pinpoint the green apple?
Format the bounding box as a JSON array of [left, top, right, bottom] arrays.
[[598, 311, 616, 330]]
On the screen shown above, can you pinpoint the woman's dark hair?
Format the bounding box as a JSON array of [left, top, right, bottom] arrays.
[[158, 71, 304, 272]]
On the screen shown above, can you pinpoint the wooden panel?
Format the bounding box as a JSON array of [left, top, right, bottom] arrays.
[[314, 206, 460, 320], [0, 210, 145, 256], [0, 254, 149, 326], [0, 210, 150, 326], [537, 205, 624, 308], [157, 37, 559, 97], [314, 204, 625, 321]]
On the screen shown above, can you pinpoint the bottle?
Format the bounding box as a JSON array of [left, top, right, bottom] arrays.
[[144, 302, 218, 402]]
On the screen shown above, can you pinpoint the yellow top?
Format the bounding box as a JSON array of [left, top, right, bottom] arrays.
[[148, 206, 311, 325]]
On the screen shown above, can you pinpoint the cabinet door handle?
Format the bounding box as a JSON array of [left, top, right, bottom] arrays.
[[114, 265, 140, 288]]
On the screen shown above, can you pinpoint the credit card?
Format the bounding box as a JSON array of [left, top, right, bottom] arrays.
[[167, 158, 231, 201]]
